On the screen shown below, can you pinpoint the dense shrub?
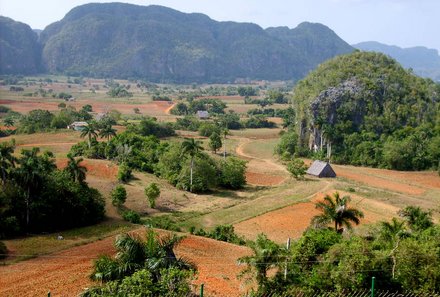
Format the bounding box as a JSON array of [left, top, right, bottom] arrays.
[[111, 185, 127, 207], [219, 157, 247, 189], [0, 241, 7, 259], [117, 163, 132, 183], [122, 210, 141, 224]]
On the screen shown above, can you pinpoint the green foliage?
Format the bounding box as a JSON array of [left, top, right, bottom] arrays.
[[398, 206, 433, 232], [111, 185, 127, 207], [311, 192, 364, 232], [173, 116, 200, 131], [176, 156, 218, 192], [238, 233, 286, 292], [89, 230, 194, 283], [275, 130, 299, 160], [107, 86, 133, 98], [127, 117, 175, 138], [0, 241, 7, 259], [208, 225, 246, 245], [144, 183, 160, 208], [244, 115, 276, 129], [121, 210, 141, 224], [117, 163, 132, 183], [0, 147, 104, 237], [238, 86, 259, 97], [198, 122, 220, 137], [219, 157, 247, 189], [208, 131, 222, 153], [292, 51, 440, 170], [286, 158, 307, 180], [83, 268, 194, 297], [17, 109, 54, 134], [0, 16, 41, 75]]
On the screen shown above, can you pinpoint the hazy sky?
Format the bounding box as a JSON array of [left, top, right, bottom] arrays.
[[0, 0, 439, 51]]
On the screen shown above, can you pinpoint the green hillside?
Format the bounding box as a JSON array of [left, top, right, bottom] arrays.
[[39, 3, 353, 82], [288, 51, 440, 170], [0, 16, 42, 74]]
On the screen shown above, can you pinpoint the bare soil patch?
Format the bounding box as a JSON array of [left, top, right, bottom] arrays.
[[0, 99, 173, 116], [334, 165, 426, 195], [246, 171, 286, 186], [234, 190, 396, 244], [57, 158, 118, 180], [0, 229, 251, 297]]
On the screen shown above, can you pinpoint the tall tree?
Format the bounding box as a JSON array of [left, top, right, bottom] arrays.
[[64, 153, 87, 183], [311, 192, 364, 232], [0, 140, 16, 184], [238, 233, 286, 292], [91, 229, 194, 282], [209, 131, 222, 153], [180, 138, 203, 191], [15, 148, 56, 227], [99, 125, 117, 142], [80, 122, 99, 148]]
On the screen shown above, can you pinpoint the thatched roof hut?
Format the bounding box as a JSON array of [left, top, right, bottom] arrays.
[[306, 160, 336, 178]]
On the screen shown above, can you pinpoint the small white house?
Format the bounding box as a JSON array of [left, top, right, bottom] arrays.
[[196, 110, 209, 119], [67, 121, 88, 131]]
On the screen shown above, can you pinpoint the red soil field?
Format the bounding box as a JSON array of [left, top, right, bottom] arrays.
[[0, 99, 172, 115], [246, 171, 286, 186], [334, 165, 426, 195], [56, 158, 118, 180], [0, 229, 251, 297], [234, 190, 395, 244]]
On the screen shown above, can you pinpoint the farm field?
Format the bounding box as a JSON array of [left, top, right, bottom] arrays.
[[1, 77, 439, 296]]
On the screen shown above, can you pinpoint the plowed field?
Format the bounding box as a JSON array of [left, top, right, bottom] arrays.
[[0, 229, 251, 297]]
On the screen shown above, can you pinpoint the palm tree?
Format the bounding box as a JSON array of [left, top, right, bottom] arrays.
[[64, 153, 87, 183], [180, 138, 203, 191], [238, 233, 286, 291], [99, 125, 116, 142], [222, 128, 229, 160], [311, 192, 364, 232], [3, 117, 14, 128], [91, 229, 194, 282], [16, 148, 56, 228], [378, 218, 409, 279], [80, 122, 98, 148], [0, 141, 16, 184]]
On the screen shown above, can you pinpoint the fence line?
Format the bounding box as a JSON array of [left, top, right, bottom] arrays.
[[248, 289, 440, 297]]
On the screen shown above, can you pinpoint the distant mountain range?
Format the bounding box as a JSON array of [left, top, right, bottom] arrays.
[[353, 41, 440, 81], [0, 2, 353, 82], [2, 3, 438, 83]]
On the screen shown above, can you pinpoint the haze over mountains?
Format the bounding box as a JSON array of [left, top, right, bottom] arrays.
[[0, 2, 438, 82], [354, 41, 440, 81], [0, 2, 354, 82]]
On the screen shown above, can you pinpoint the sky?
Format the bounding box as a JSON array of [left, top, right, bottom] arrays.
[[0, 0, 439, 51]]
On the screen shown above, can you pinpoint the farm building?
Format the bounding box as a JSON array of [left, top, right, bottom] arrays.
[[306, 160, 336, 178], [196, 110, 210, 119], [67, 121, 88, 131]]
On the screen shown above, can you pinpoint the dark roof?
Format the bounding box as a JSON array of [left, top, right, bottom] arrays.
[[306, 160, 336, 178]]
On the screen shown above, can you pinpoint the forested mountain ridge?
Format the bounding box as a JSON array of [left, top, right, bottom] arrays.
[[353, 41, 440, 81], [2, 3, 353, 82], [0, 16, 42, 74], [286, 51, 440, 171]]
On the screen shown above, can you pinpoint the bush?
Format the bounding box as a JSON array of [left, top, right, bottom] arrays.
[[144, 183, 160, 208], [111, 185, 127, 207], [220, 157, 247, 189], [198, 123, 220, 137], [0, 241, 7, 259], [117, 163, 132, 183], [122, 210, 141, 224], [287, 158, 307, 180]]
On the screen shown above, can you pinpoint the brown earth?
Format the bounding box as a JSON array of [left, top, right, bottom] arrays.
[[334, 165, 426, 195], [246, 171, 286, 186], [0, 229, 251, 297], [56, 158, 118, 180], [0, 99, 172, 115], [234, 190, 397, 244]]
